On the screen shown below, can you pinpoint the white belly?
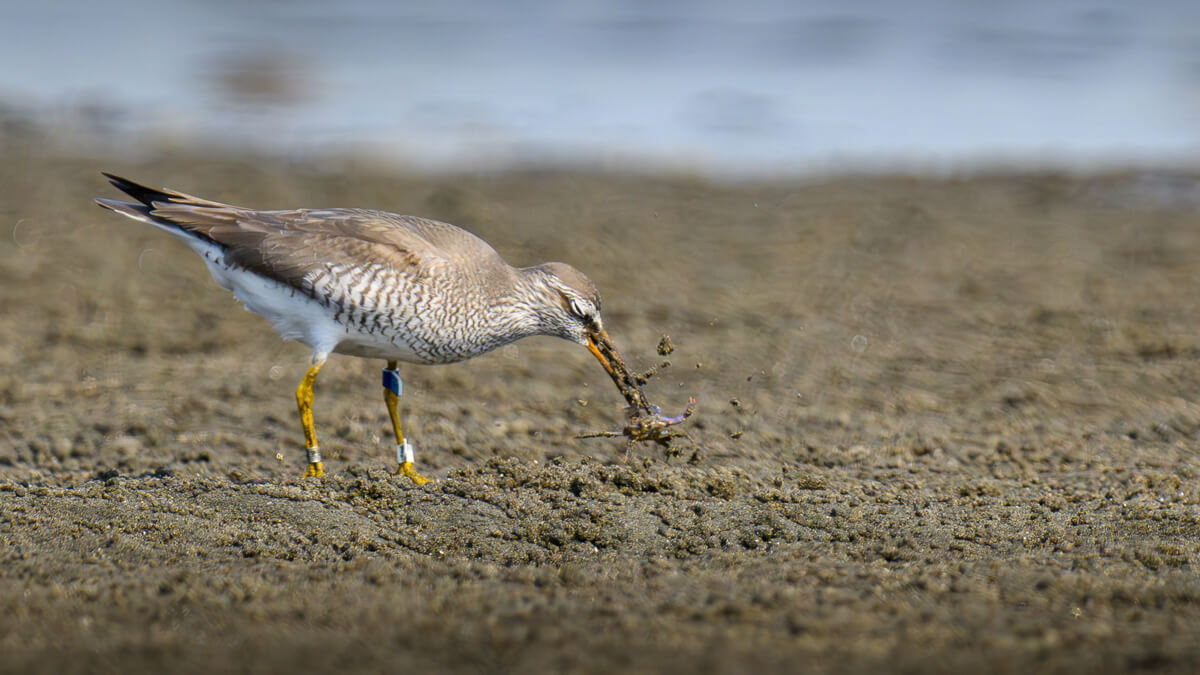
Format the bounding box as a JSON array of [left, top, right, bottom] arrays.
[[197, 248, 424, 362]]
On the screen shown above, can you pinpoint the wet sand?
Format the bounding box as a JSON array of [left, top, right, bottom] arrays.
[[1, 152, 1199, 673]]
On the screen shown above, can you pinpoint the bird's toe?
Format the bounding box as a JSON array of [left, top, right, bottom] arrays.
[[397, 461, 430, 485]]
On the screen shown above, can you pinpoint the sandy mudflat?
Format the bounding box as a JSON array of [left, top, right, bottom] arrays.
[[1, 152, 1199, 674]]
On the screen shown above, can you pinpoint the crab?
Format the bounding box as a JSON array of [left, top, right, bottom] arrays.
[[575, 397, 696, 448], [576, 333, 695, 449]]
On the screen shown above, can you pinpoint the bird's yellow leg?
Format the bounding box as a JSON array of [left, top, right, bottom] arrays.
[[384, 361, 429, 485], [296, 357, 326, 478]]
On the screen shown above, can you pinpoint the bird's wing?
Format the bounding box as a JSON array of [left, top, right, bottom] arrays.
[[153, 204, 460, 284], [101, 173, 508, 294]]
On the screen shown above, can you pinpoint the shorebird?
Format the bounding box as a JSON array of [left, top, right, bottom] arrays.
[[95, 173, 635, 484]]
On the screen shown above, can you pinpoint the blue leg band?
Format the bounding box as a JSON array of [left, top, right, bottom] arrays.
[[382, 368, 402, 396]]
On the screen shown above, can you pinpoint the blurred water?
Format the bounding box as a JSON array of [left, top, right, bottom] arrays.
[[3, 0, 1199, 174]]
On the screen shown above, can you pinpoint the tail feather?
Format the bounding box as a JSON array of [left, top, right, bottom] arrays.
[[95, 173, 229, 252], [98, 172, 232, 209], [94, 196, 153, 222], [100, 172, 176, 207]]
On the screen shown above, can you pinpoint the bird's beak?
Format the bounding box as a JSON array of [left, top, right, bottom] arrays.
[[585, 323, 652, 412], [586, 325, 617, 378]]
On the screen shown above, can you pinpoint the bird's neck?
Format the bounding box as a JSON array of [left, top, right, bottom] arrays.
[[500, 267, 566, 338]]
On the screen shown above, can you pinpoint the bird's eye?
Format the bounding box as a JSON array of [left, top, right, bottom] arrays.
[[567, 297, 588, 318], [559, 290, 596, 322]]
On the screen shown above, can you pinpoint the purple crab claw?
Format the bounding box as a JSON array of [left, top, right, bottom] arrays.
[[657, 397, 696, 425]]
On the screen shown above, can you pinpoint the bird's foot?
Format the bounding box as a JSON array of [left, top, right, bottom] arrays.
[[397, 461, 430, 485], [302, 461, 325, 478]]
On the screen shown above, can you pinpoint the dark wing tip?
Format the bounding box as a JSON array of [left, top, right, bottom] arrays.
[[99, 172, 238, 210], [100, 172, 175, 208]]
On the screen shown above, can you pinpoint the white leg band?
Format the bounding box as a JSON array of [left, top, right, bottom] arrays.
[[306, 446, 322, 464], [397, 441, 414, 464]]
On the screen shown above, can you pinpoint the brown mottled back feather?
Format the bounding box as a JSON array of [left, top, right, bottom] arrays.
[[102, 174, 512, 299]]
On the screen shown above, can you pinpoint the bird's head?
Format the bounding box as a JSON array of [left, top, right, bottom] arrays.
[[522, 263, 692, 442], [522, 262, 672, 416], [521, 262, 623, 382]]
